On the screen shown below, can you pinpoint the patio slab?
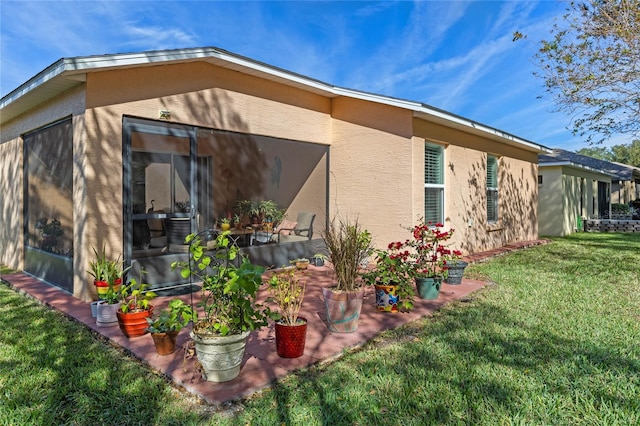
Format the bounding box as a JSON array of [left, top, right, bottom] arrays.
[[0, 239, 549, 406]]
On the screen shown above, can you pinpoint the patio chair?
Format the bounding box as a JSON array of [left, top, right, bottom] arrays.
[[272, 211, 316, 244]]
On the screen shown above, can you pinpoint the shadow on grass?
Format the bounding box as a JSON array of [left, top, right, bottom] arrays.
[[257, 288, 639, 424], [0, 284, 204, 425]]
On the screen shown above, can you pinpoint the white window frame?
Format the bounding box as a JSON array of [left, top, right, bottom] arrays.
[[425, 143, 445, 224]]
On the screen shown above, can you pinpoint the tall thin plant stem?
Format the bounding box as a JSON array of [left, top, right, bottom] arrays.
[[322, 217, 372, 292]]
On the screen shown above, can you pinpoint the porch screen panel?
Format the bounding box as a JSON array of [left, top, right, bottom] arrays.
[[24, 118, 74, 291], [424, 143, 444, 223], [486, 155, 498, 223]]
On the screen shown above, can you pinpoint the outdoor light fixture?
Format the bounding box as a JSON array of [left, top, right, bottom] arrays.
[[159, 110, 171, 119]]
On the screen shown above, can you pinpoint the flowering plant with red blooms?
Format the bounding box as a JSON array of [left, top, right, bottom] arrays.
[[362, 244, 416, 311], [402, 220, 462, 279]]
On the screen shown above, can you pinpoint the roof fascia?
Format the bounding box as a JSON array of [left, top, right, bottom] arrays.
[[1, 47, 550, 154], [539, 161, 617, 177]]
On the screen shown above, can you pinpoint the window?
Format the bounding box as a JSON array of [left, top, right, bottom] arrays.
[[486, 155, 498, 223], [538, 175, 543, 185], [425, 143, 444, 223]]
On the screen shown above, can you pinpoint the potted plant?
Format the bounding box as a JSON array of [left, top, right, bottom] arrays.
[[171, 230, 273, 382], [311, 253, 328, 267], [444, 259, 468, 285], [88, 246, 128, 299], [38, 217, 64, 253], [95, 287, 121, 327], [363, 246, 416, 313], [175, 200, 191, 213], [219, 217, 231, 231], [234, 199, 254, 224], [116, 275, 157, 338], [232, 214, 243, 229], [266, 268, 307, 358], [401, 220, 462, 299], [146, 299, 195, 355], [259, 200, 285, 230], [321, 217, 374, 332], [290, 258, 310, 270]]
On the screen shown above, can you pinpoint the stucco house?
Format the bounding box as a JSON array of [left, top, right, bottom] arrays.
[[538, 148, 640, 236], [1, 47, 549, 301]]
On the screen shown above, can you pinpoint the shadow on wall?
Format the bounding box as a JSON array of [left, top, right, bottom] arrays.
[[447, 157, 538, 253], [0, 139, 23, 269]]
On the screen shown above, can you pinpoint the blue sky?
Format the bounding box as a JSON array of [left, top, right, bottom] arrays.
[[1, 0, 618, 151]]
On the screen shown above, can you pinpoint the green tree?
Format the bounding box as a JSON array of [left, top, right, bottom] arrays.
[[535, 0, 640, 145], [576, 146, 615, 161], [610, 140, 640, 167], [577, 140, 640, 167]]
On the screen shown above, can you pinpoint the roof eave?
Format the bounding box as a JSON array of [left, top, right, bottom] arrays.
[[539, 161, 617, 177], [1, 47, 550, 154], [413, 109, 551, 154]]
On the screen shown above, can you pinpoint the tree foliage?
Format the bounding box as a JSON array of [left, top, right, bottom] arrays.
[[535, 0, 640, 145], [576, 139, 640, 166]]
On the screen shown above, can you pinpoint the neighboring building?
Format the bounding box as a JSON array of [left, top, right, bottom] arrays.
[[1, 47, 549, 301], [538, 149, 640, 236], [610, 162, 640, 205]]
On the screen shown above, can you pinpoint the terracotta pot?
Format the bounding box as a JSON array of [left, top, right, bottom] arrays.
[[322, 287, 364, 333], [275, 317, 307, 358], [116, 306, 153, 337], [374, 284, 399, 312], [151, 331, 179, 355], [295, 260, 309, 270]]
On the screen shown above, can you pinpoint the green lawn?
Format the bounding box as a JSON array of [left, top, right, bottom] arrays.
[[1, 233, 639, 425]]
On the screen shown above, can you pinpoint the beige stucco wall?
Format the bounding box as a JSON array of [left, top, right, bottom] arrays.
[[329, 96, 416, 247], [1, 86, 86, 277], [3, 58, 544, 299], [538, 165, 611, 236], [79, 61, 334, 299], [0, 137, 23, 270], [538, 167, 564, 236], [414, 119, 539, 253]]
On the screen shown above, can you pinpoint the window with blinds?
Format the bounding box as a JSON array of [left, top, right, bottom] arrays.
[[486, 155, 498, 223], [425, 143, 444, 223]]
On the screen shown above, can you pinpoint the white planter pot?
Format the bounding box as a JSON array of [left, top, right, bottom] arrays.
[[190, 330, 250, 382], [96, 302, 119, 327], [90, 301, 101, 318]]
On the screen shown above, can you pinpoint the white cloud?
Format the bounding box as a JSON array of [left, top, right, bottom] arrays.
[[120, 24, 196, 50]]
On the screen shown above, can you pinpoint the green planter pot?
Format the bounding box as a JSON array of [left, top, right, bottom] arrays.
[[415, 277, 441, 300]]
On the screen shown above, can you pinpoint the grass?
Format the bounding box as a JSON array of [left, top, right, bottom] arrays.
[[1, 233, 639, 425]]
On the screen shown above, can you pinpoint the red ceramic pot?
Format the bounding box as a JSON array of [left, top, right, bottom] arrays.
[[275, 317, 307, 358]]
